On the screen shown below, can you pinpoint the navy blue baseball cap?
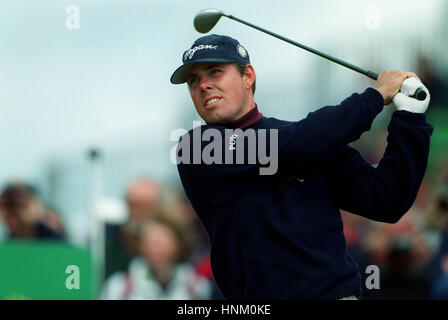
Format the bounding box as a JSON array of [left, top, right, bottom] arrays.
[[170, 34, 250, 84]]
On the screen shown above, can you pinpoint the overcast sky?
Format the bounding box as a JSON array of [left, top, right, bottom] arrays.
[[0, 0, 445, 186]]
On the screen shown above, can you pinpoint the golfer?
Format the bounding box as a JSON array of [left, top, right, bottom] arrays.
[[170, 34, 433, 299]]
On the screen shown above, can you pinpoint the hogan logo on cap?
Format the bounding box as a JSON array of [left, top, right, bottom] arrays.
[[184, 44, 218, 60], [170, 34, 250, 84]]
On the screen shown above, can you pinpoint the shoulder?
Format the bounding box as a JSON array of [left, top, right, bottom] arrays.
[[100, 271, 127, 300], [176, 263, 213, 298], [261, 117, 291, 126], [175, 263, 207, 284], [128, 258, 148, 278]]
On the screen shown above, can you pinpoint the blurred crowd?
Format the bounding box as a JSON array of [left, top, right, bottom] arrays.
[[0, 178, 222, 300], [1, 158, 447, 300], [100, 177, 221, 300]]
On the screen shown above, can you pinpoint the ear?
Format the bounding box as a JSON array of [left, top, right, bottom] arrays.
[[243, 64, 256, 91]]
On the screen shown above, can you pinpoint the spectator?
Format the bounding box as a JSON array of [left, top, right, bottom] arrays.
[[105, 177, 162, 279], [170, 189, 225, 299], [125, 178, 161, 220], [0, 182, 65, 240], [101, 211, 212, 299]]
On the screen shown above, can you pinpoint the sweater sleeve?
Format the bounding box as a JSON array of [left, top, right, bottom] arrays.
[[177, 88, 384, 214], [277, 87, 384, 168], [323, 110, 433, 223]]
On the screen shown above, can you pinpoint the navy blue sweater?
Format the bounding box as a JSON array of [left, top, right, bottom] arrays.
[[177, 88, 433, 299]]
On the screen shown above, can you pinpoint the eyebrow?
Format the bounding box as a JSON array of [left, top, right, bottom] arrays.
[[187, 63, 225, 79], [203, 63, 224, 70]]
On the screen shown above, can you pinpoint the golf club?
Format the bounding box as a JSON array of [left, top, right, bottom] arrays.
[[194, 8, 427, 101]]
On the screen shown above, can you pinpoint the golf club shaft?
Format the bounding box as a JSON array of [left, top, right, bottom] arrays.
[[226, 14, 427, 101], [227, 14, 378, 80]]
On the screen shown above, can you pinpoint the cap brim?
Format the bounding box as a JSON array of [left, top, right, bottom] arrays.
[[170, 58, 239, 84]]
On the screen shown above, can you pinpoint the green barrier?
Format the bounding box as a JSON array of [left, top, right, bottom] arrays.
[[0, 240, 97, 300]]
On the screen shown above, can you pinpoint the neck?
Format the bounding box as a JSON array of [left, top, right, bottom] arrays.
[[224, 101, 263, 130], [240, 99, 256, 117]]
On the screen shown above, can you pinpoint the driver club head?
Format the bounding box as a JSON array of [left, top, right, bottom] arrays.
[[194, 8, 225, 33]]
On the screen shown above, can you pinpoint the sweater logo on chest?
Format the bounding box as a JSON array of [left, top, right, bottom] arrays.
[[229, 134, 238, 151]]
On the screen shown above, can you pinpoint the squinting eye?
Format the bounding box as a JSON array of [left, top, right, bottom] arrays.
[[210, 69, 221, 75]]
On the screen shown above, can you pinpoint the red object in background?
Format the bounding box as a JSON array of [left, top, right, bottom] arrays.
[[194, 254, 213, 280], [343, 224, 360, 247]]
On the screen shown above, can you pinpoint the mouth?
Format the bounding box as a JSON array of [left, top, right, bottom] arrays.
[[204, 97, 222, 108]]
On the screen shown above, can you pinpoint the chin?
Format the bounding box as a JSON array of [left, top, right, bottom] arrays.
[[207, 116, 231, 125], [202, 112, 226, 125]]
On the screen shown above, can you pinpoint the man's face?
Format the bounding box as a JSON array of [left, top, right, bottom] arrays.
[[140, 222, 179, 268], [125, 180, 160, 220], [186, 62, 254, 124]]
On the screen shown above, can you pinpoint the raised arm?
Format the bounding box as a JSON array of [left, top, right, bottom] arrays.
[[324, 110, 433, 223], [323, 70, 433, 223]]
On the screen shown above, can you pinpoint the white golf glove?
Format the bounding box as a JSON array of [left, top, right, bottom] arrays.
[[392, 77, 431, 113]]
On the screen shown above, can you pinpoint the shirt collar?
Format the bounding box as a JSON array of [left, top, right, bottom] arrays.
[[223, 104, 263, 129]]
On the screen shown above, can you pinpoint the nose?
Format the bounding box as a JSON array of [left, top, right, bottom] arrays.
[[198, 75, 212, 91]]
